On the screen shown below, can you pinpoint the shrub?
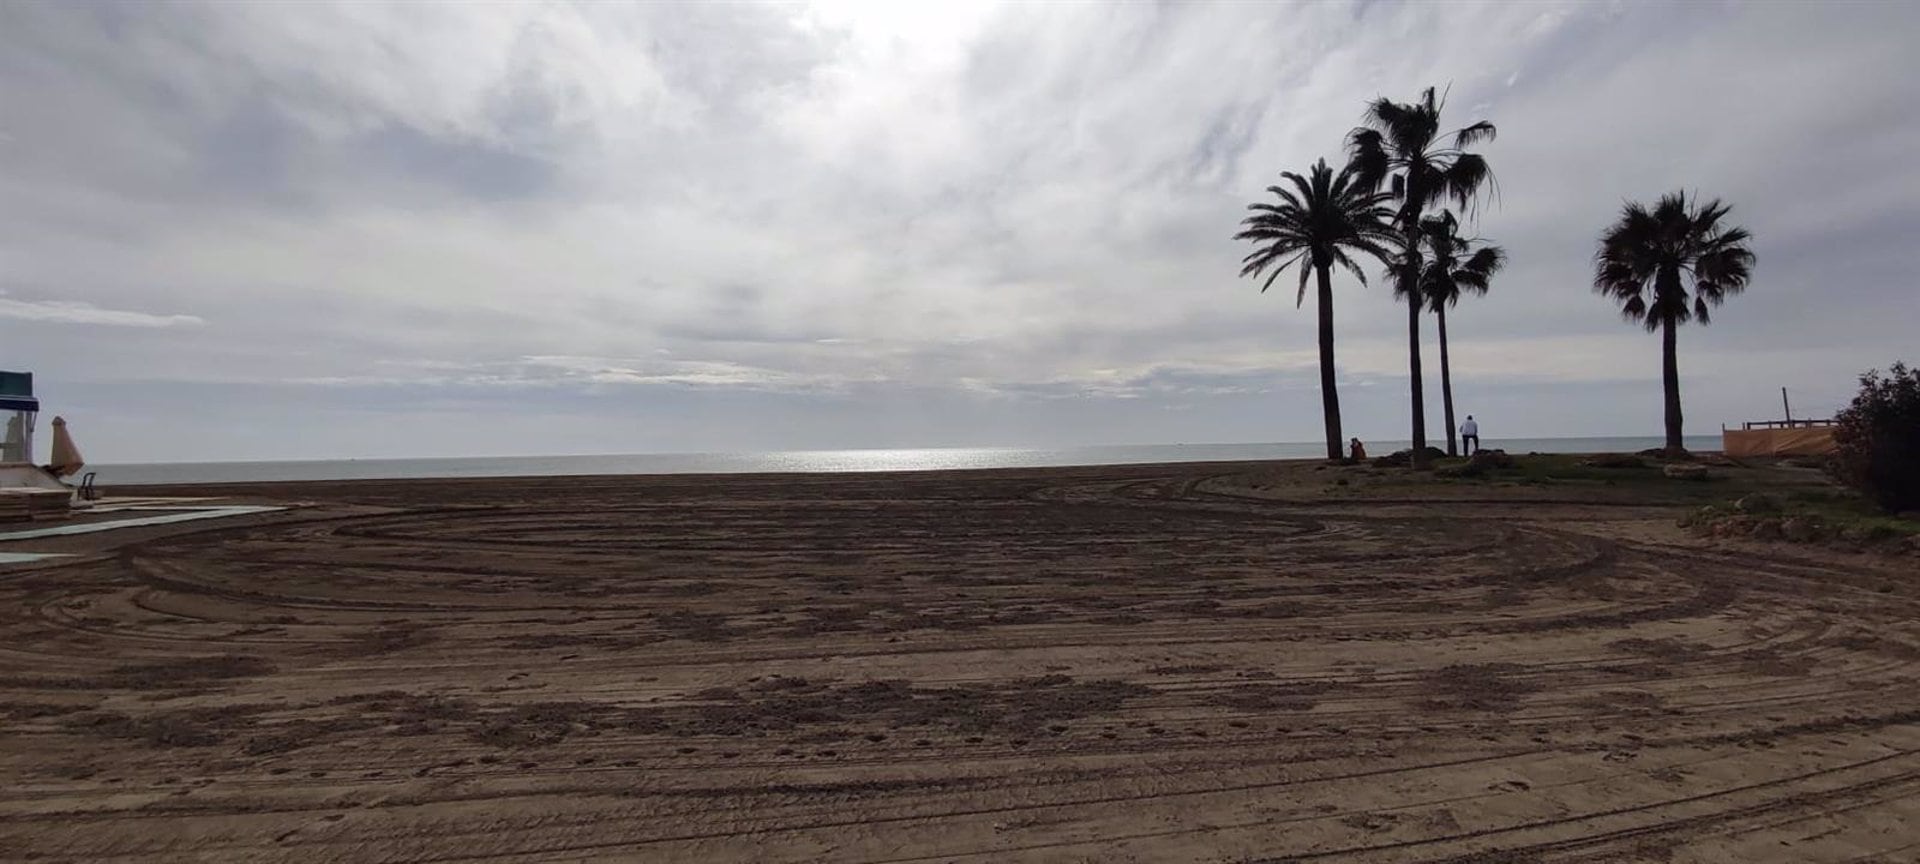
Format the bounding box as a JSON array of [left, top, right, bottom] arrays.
[[1831, 362, 1920, 512]]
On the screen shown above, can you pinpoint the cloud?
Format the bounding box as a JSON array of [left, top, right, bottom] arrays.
[[2, 1, 1918, 461], [0, 294, 205, 328]]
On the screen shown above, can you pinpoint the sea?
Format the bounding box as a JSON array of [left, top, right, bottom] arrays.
[[88, 436, 1723, 486]]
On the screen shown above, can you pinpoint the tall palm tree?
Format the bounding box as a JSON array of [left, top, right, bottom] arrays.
[[1347, 87, 1496, 466], [1594, 191, 1755, 454], [1235, 158, 1398, 461], [1419, 210, 1505, 456]]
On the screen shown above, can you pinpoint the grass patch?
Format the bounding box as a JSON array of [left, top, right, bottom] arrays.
[[1681, 487, 1919, 548], [1383, 453, 1838, 505], [1775, 489, 1920, 536]]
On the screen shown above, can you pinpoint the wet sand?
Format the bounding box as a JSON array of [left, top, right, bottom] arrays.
[[3, 461, 1918, 862]]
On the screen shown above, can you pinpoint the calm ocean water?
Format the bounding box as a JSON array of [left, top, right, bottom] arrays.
[[90, 436, 1722, 486]]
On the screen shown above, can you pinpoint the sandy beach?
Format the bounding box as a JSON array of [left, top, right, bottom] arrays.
[[3, 460, 1918, 862]]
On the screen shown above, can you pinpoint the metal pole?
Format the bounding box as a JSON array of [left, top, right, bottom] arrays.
[[1781, 387, 1792, 425]]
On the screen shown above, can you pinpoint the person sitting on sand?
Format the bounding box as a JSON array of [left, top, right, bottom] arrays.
[[1349, 438, 1367, 461], [1460, 415, 1480, 455]]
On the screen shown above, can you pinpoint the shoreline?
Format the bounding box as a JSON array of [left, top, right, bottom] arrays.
[[103, 456, 1298, 496], [83, 436, 1727, 487]]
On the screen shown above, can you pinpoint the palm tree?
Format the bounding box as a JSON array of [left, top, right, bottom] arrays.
[[1419, 210, 1505, 456], [1347, 87, 1496, 466], [1594, 191, 1755, 454], [1235, 158, 1399, 461]]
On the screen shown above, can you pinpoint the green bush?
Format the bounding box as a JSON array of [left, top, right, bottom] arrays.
[[1832, 362, 1920, 512]]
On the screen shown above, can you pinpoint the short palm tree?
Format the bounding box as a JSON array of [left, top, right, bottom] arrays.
[[1419, 210, 1505, 456], [1235, 158, 1398, 460], [1594, 191, 1755, 454], [1347, 87, 1496, 465]]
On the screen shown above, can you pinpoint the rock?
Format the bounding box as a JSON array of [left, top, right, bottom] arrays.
[[1838, 524, 1886, 545], [1781, 516, 1826, 542], [1468, 449, 1515, 470], [1582, 453, 1648, 469], [1674, 503, 1720, 529], [1748, 518, 1784, 540], [1663, 463, 1710, 481], [1371, 449, 1428, 468], [1712, 516, 1752, 538], [1735, 493, 1781, 514], [1373, 447, 1449, 468]]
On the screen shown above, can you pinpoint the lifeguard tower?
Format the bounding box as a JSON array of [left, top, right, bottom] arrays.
[[1, 370, 39, 466], [1, 370, 83, 521]]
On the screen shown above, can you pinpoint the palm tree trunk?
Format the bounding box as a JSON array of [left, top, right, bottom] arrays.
[[1403, 232, 1428, 467], [1407, 286, 1427, 462], [1662, 314, 1683, 453], [1315, 264, 1342, 461], [1438, 305, 1457, 457]]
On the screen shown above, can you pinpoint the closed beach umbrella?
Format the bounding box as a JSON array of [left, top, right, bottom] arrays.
[[48, 416, 84, 477]]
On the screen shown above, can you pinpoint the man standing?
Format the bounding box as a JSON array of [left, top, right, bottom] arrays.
[[1460, 415, 1480, 455]]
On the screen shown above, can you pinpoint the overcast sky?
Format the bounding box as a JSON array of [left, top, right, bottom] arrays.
[[3, 1, 1916, 463]]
